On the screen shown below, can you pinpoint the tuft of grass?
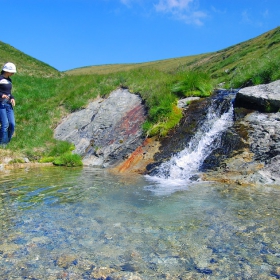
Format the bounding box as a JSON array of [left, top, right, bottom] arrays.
[[171, 71, 213, 97], [39, 156, 55, 163], [47, 141, 82, 167], [8, 158, 25, 164], [251, 60, 279, 85], [144, 104, 183, 137], [53, 153, 83, 167], [47, 141, 75, 157]]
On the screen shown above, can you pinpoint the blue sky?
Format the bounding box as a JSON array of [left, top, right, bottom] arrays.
[[2, 0, 279, 71]]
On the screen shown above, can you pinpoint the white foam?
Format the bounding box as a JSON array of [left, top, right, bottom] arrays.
[[146, 98, 234, 195]]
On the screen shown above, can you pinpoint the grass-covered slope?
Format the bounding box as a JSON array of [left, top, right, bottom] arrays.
[[65, 53, 211, 76], [190, 26, 280, 88], [0, 41, 60, 77], [66, 26, 280, 88], [0, 27, 279, 166]]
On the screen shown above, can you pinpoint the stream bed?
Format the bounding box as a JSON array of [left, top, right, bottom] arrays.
[[1, 166, 280, 279]]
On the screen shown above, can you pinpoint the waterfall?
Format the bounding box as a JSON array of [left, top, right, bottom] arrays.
[[145, 92, 235, 195]]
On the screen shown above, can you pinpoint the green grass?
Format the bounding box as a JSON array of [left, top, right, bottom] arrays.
[[53, 152, 83, 167], [1, 26, 280, 165], [64, 53, 210, 75], [65, 27, 280, 87], [0, 41, 59, 77], [171, 71, 213, 97]]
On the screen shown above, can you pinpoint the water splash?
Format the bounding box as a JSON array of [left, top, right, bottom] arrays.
[[146, 94, 235, 195]]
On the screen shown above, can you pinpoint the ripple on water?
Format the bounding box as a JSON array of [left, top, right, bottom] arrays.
[[1, 167, 280, 279]]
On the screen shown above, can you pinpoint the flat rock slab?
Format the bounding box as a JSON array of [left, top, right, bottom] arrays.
[[235, 80, 280, 112]]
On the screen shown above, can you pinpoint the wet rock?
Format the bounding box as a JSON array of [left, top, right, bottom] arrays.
[[54, 254, 78, 269], [111, 137, 161, 174], [146, 91, 239, 175], [108, 272, 143, 280], [90, 266, 117, 279], [240, 112, 280, 184], [195, 266, 213, 274], [120, 263, 137, 272], [0, 242, 20, 255], [177, 97, 200, 108], [204, 112, 280, 185], [146, 95, 210, 174], [203, 82, 280, 185], [243, 112, 280, 161]]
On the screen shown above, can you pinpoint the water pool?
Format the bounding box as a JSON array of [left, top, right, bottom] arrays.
[[1, 166, 280, 279]]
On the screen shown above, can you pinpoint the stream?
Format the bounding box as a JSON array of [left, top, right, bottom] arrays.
[[1, 91, 280, 279], [1, 166, 280, 279]]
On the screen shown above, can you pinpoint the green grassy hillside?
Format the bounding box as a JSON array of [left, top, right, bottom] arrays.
[[65, 53, 210, 75], [0, 41, 60, 77], [66, 26, 280, 88], [191, 26, 280, 87], [0, 26, 279, 166]]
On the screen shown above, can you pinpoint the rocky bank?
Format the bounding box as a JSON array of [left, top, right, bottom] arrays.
[[204, 80, 280, 186], [54, 88, 160, 170], [54, 80, 280, 186]]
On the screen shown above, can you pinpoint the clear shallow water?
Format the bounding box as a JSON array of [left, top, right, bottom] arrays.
[[1, 167, 280, 279]]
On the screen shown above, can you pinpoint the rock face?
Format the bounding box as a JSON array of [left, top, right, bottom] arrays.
[[146, 80, 280, 186], [238, 112, 280, 184], [205, 80, 280, 185], [177, 97, 200, 109], [233, 80, 280, 184], [235, 80, 280, 112], [54, 88, 146, 167]]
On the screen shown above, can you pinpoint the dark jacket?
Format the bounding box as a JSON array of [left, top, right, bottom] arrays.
[[0, 74, 14, 103]]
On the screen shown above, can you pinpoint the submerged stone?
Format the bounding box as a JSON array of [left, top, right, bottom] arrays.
[[195, 266, 213, 274]]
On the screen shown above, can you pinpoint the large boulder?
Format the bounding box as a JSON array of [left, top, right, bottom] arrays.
[[242, 112, 280, 184], [235, 80, 280, 112], [54, 88, 146, 167], [204, 110, 280, 186], [233, 80, 280, 183], [204, 80, 280, 185]]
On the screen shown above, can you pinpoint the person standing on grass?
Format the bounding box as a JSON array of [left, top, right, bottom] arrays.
[[0, 62, 17, 147]]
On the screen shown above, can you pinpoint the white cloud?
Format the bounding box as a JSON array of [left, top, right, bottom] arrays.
[[211, 6, 226, 15], [155, 0, 193, 12], [120, 0, 131, 6], [262, 9, 269, 18], [241, 9, 263, 27], [154, 0, 207, 25], [120, 0, 144, 7], [241, 10, 251, 24]]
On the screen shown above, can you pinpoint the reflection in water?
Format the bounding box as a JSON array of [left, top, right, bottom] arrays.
[[1, 167, 280, 279]]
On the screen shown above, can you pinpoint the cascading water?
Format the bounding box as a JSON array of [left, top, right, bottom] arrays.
[[145, 92, 236, 195]]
